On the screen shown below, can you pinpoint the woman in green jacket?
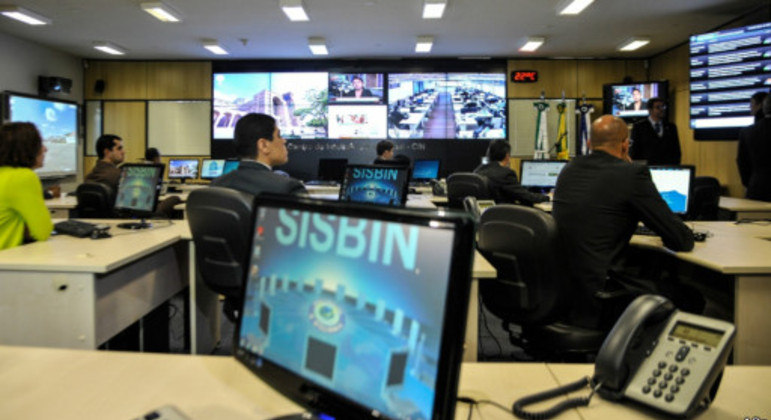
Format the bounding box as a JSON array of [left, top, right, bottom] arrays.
[[0, 122, 53, 250]]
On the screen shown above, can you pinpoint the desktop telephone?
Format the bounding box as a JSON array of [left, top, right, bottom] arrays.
[[513, 295, 735, 419], [430, 179, 447, 196]]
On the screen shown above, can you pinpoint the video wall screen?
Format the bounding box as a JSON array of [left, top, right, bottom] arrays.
[[212, 71, 506, 141], [689, 21, 771, 130]]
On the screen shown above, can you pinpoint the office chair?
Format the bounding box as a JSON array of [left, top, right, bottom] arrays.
[[75, 182, 115, 218], [463, 196, 481, 222], [476, 204, 629, 361], [446, 172, 492, 209], [186, 187, 256, 323], [687, 176, 721, 221]]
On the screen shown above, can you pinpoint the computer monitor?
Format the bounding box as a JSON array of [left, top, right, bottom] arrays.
[[519, 160, 568, 190], [317, 158, 348, 182], [223, 159, 240, 175], [411, 159, 440, 182], [235, 195, 475, 420], [339, 164, 411, 207], [201, 159, 225, 180], [648, 165, 694, 215], [113, 163, 164, 229], [167, 159, 200, 182]]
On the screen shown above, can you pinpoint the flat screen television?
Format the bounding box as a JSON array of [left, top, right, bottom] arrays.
[[235, 195, 474, 420], [339, 164, 411, 207], [411, 159, 441, 181], [519, 160, 568, 190], [167, 158, 200, 182], [648, 165, 694, 215], [114, 163, 164, 229], [2, 91, 79, 178], [689, 22, 771, 140], [603, 81, 669, 121], [328, 73, 384, 104], [200, 158, 225, 179]]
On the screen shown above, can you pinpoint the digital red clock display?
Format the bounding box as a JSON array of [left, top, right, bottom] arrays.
[[511, 71, 538, 83]]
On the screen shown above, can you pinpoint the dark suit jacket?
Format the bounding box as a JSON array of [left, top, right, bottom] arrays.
[[630, 119, 681, 165], [740, 118, 771, 201], [85, 160, 121, 191], [473, 162, 549, 205], [552, 151, 694, 326], [211, 160, 307, 197]]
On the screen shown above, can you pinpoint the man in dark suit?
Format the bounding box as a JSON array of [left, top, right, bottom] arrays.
[[553, 115, 694, 328], [630, 97, 681, 165], [474, 139, 549, 205], [212, 113, 307, 197], [737, 91, 768, 198], [738, 95, 771, 201]]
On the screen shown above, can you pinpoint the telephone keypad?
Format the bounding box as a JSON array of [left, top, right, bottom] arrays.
[[658, 381, 668, 389], [653, 389, 663, 398], [652, 369, 661, 377], [668, 365, 678, 372], [675, 376, 685, 384], [658, 361, 667, 368], [670, 385, 680, 393], [664, 373, 673, 381], [642, 385, 651, 394], [665, 394, 675, 402], [675, 346, 690, 361], [681, 368, 690, 376], [647, 377, 657, 385]]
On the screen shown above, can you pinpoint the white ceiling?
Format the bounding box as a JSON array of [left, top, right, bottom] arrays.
[[0, 0, 765, 60]]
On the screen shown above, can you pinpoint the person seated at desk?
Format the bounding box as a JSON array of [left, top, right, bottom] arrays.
[[0, 122, 53, 250], [211, 113, 307, 197], [144, 147, 161, 164], [373, 140, 394, 164], [474, 139, 549, 205], [552, 115, 694, 329]]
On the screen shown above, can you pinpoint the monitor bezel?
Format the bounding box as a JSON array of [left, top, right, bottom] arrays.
[[647, 164, 695, 215], [233, 194, 475, 420], [411, 159, 441, 181], [338, 163, 412, 207], [518, 159, 568, 189], [167, 158, 201, 180], [200, 158, 226, 180], [113, 163, 164, 218]]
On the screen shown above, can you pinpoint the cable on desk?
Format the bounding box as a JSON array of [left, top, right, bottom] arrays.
[[511, 376, 599, 420], [457, 395, 515, 419]]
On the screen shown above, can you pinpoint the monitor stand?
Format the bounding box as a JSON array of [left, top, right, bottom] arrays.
[[117, 218, 152, 230]]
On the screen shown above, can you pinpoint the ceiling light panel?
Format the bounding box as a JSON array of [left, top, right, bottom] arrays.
[[415, 36, 434, 53], [618, 37, 650, 51], [423, 0, 446, 19], [203, 40, 228, 55], [140, 2, 182, 22], [519, 37, 545, 52], [280, 0, 309, 21], [308, 37, 328, 55], [0, 6, 51, 25], [93, 42, 126, 55], [557, 0, 594, 15]]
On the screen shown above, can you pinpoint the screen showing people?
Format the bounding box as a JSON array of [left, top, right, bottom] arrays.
[[339, 164, 411, 207], [648, 166, 693, 214], [605, 82, 666, 119], [168, 159, 199, 180], [237, 202, 461, 419], [4, 92, 78, 178], [689, 22, 771, 129], [114, 164, 163, 215], [520, 160, 568, 189], [201, 158, 225, 179], [212, 71, 506, 140]]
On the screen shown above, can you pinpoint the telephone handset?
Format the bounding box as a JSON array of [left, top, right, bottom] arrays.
[[512, 295, 735, 419], [430, 179, 447, 197]]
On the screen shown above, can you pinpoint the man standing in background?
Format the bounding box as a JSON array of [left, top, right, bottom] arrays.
[[629, 97, 681, 165]]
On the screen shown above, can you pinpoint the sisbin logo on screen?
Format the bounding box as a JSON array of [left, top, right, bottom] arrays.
[[275, 209, 418, 271]]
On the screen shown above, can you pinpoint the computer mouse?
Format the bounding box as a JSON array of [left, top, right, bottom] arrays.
[[90, 230, 112, 240]]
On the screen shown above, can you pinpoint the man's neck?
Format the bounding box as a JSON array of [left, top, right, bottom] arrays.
[[648, 115, 662, 124], [255, 157, 272, 170], [100, 158, 116, 166], [591, 147, 624, 160]]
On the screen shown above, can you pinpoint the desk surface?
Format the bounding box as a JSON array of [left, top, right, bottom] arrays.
[[719, 196, 771, 212], [1, 345, 766, 420]]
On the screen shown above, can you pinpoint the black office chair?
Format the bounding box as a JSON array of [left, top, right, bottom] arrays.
[[186, 187, 256, 323], [687, 176, 721, 221], [446, 172, 492, 210], [463, 196, 481, 222], [75, 182, 115, 218], [476, 204, 628, 361]]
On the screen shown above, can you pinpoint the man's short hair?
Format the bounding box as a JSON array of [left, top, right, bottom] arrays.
[[352, 75, 363, 83], [647, 97, 665, 111], [145, 147, 160, 161], [0, 122, 43, 168], [763, 94, 771, 117], [234, 113, 276, 158], [486, 139, 511, 162], [376, 140, 394, 156], [95, 134, 122, 159], [751, 91, 768, 105]]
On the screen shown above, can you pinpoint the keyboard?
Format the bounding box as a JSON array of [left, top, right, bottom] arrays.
[[634, 225, 708, 242], [54, 220, 98, 238], [304, 180, 339, 186]]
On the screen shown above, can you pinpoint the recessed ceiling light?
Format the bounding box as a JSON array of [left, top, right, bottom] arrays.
[[618, 37, 650, 51], [140, 2, 182, 22], [415, 36, 434, 53], [557, 0, 594, 15], [0, 5, 51, 25], [308, 37, 328, 55], [93, 42, 126, 55], [202, 39, 228, 55], [280, 0, 309, 21], [519, 37, 545, 52], [422, 0, 446, 19]]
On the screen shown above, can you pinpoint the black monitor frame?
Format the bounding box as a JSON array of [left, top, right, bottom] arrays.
[[234, 194, 475, 420], [167, 158, 200, 182], [339, 164, 411, 207], [647, 165, 695, 215], [518, 159, 568, 190], [113, 163, 164, 229], [411, 159, 441, 182], [200, 158, 226, 180], [317, 158, 348, 182]]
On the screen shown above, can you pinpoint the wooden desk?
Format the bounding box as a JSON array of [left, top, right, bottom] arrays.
[[631, 221, 771, 365], [719, 196, 771, 220], [2, 345, 766, 420], [44, 195, 77, 218]]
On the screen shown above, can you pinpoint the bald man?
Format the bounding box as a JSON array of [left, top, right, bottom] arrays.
[[552, 115, 694, 328]]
